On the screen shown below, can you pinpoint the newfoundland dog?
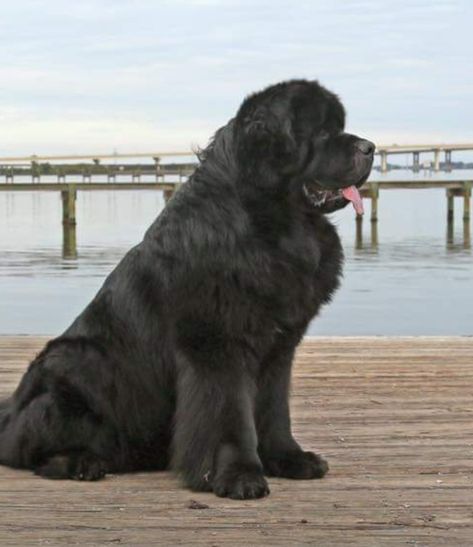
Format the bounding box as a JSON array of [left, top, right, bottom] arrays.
[[0, 79, 374, 499]]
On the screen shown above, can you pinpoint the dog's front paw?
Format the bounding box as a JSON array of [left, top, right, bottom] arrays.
[[213, 464, 270, 499], [264, 450, 329, 479]]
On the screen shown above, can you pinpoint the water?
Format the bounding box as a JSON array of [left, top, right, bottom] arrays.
[[0, 169, 472, 335]]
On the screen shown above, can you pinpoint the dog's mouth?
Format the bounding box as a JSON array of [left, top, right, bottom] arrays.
[[303, 183, 364, 215]]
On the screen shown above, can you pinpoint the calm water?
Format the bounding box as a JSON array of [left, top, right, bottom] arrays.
[[0, 169, 472, 335]]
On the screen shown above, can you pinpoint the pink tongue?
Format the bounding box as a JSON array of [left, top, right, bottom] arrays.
[[342, 185, 364, 215]]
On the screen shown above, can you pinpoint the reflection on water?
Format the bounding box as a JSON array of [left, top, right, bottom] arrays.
[[0, 171, 472, 335]]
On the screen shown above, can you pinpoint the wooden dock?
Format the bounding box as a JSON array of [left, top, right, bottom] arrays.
[[0, 177, 472, 258], [0, 336, 472, 546]]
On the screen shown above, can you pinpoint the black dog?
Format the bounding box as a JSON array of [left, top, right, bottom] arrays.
[[0, 80, 374, 499]]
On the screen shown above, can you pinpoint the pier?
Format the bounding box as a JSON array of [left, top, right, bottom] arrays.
[[0, 181, 181, 258], [357, 179, 472, 249], [0, 151, 472, 256], [0, 152, 193, 258], [0, 336, 472, 546], [1, 177, 471, 256]]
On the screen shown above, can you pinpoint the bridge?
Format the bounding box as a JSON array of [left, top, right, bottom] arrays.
[[2, 144, 473, 174], [0, 151, 194, 163], [375, 143, 473, 172], [0, 151, 196, 184]]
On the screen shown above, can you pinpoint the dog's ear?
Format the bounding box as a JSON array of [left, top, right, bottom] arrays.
[[242, 106, 277, 141], [237, 105, 297, 169]]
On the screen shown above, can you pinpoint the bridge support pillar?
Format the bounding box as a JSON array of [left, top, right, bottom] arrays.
[[445, 150, 452, 170], [31, 161, 40, 183], [413, 151, 420, 171], [434, 149, 441, 171], [380, 151, 388, 172], [154, 157, 162, 181], [61, 186, 77, 259]]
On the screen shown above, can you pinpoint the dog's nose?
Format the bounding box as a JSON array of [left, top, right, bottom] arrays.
[[355, 139, 375, 156]]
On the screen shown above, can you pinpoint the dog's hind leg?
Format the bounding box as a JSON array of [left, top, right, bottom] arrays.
[[0, 339, 120, 480], [0, 388, 117, 480], [35, 451, 108, 481]]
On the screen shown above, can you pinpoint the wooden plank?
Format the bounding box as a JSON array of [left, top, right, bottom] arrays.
[[1, 179, 472, 192], [0, 336, 472, 546]]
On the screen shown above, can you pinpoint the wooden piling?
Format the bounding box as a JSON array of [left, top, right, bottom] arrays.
[[61, 186, 77, 225], [463, 182, 471, 221], [163, 189, 174, 204], [61, 185, 77, 258], [355, 215, 363, 249], [370, 183, 379, 222], [464, 219, 471, 249], [447, 189, 454, 222], [163, 184, 182, 204], [447, 218, 454, 247], [370, 219, 378, 248], [62, 223, 77, 259]]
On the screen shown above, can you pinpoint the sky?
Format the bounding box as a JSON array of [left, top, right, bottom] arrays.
[[1, 0, 472, 155]]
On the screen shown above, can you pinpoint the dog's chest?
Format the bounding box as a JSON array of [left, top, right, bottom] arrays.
[[270, 219, 343, 327]]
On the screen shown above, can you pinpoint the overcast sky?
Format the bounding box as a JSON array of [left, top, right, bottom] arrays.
[[1, 0, 472, 155]]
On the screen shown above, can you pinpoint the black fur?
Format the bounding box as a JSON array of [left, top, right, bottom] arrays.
[[0, 80, 374, 499]]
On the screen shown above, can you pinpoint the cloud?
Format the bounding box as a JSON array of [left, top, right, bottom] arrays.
[[0, 110, 212, 156], [0, 0, 472, 152]]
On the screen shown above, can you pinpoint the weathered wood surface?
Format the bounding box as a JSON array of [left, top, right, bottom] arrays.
[[0, 336, 472, 546]]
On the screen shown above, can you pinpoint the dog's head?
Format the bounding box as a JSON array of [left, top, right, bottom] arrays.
[[234, 79, 374, 214]]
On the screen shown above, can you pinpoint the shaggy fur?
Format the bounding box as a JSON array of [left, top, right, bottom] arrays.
[[0, 79, 374, 499]]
